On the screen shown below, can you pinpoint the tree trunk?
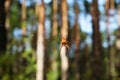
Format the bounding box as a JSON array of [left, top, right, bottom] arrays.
[[110, 0, 114, 9], [115, 1, 120, 79], [105, 0, 111, 79], [5, 0, 10, 29], [36, 0, 45, 80], [83, 44, 90, 79], [21, 0, 26, 36], [0, 0, 7, 54], [50, 0, 59, 79], [52, 0, 58, 37], [90, 0, 103, 80], [105, 0, 116, 79], [74, 3, 80, 80], [35, 2, 39, 18], [60, 0, 69, 80]]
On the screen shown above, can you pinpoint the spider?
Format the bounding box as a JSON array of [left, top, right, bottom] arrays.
[[60, 37, 69, 50]]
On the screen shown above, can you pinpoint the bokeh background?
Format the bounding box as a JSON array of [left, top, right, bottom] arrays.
[[1, 0, 120, 80]]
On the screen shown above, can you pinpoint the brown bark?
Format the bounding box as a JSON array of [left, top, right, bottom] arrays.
[[60, 0, 69, 80], [115, 1, 120, 79], [90, 0, 103, 80], [110, 0, 114, 9], [21, 0, 26, 36], [35, 2, 39, 18], [105, 0, 113, 79], [74, 3, 80, 80], [52, 0, 58, 37], [50, 0, 59, 79], [105, 0, 116, 79], [5, 0, 10, 29], [36, 0, 45, 80], [61, 0, 68, 38], [84, 44, 89, 73]]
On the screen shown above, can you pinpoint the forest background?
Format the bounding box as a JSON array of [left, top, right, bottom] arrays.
[[0, 0, 120, 80]]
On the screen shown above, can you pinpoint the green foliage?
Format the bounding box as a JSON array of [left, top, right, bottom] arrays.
[[84, 0, 90, 13], [0, 49, 36, 80], [80, 31, 87, 42], [46, 36, 60, 80], [10, 2, 20, 30]]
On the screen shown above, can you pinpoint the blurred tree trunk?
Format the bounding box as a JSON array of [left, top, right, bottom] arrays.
[[105, 0, 110, 43], [60, 0, 69, 80], [35, 1, 39, 18], [83, 44, 90, 79], [36, 0, 45, 80], [116, 0, 120, 50], [105, 0, 111, 79], [52, 0, 58, 37], [21, 0, 26, 36], [116, 0, 120, 79], [90, 0, 103, 80], [116, 1, 120, 50], [50, 0, 59, 79], [105, 0, 116, 79], [74, 3, 81, 80], [110, 0, 114, 9], [0, 0, 7, 54], [5, 0, 10, 29]]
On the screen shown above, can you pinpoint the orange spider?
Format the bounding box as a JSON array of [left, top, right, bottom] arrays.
[[60, 37, 69, 49]]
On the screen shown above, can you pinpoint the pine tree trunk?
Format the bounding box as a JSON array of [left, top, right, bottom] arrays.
[[60, 0, 69, 80], [74, 3, 80, 80], [0, 0, 7, 54], [84, 44, 90, 76], [36, 0, 45, 80], [5, 0, 10, 29], [105, 0, 111, 79], [90, 0, 103, 80], [35, 2, 39, 18], [51, 0, 59, 79], [110, 0, 114, 9], [106, 0, 116, 79], [116, 1, 120, 79], [52, 0, 58, 37], [21, 0, 26, 36]]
